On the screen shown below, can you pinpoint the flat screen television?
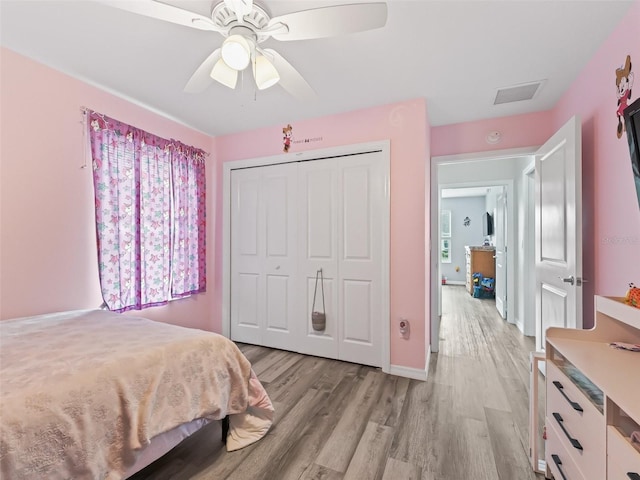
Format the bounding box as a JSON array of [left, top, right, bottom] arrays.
[[623, 96, 640, 211], [482, 212, 494, 236]]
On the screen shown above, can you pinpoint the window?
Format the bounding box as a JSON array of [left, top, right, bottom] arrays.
[[88, 111, 206, 312], [441, 238, 451, 263], [440, 210, 451, 237], [440, 210, 452, 263]]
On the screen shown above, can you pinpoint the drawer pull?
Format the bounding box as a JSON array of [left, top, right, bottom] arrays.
[[627, 474, 640, 480], [552, 412, 583, 451], [551, 454, 568, 480], [552, 381, 583, 412]]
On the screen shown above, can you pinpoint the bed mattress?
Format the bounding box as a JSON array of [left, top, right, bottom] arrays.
[[0, 310, 273, 479]]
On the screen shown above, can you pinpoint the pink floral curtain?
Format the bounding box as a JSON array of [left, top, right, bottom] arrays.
[[170, 142, 206, 297], [88, 111, 206, 312]]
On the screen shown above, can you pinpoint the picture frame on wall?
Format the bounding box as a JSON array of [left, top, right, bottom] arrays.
[[441, 210, 451, 238], [441, 238, 451, 263]]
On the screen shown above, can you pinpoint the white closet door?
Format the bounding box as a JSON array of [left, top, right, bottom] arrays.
[[337, 152, 383, 366], [297, 159, 340, 360], [262, 165, 299, 350], [230, 168, 262, 344], [230, 149, 385, 367], [230, 164, 298, 349]]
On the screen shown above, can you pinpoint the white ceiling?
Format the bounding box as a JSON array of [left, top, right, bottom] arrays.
[[0, 0, 634, 137]]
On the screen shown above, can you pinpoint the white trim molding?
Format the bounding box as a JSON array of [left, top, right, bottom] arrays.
[[388, 365, 427, 381], [388, 346, 431, 381]]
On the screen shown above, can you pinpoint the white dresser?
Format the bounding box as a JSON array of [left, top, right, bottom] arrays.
[[545, 296, 640, 480]]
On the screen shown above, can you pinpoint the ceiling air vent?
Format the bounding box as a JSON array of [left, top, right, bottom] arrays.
[[494, 80, 545, 105]]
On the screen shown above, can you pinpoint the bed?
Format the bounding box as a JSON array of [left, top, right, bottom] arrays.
[[0, 309, 274, 479]]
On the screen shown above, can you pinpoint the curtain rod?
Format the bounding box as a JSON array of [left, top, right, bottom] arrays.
[[79, 106, 210, 157]]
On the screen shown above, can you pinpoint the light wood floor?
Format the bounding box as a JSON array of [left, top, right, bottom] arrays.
[[130, 285, 545, 480]]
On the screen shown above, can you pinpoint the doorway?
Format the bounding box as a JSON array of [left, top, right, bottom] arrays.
[[430, 147, 537, 353], [438, 183, 508, 320]]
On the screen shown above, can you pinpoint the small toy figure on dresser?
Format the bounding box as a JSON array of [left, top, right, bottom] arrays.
[[625, 282, 640, 308]]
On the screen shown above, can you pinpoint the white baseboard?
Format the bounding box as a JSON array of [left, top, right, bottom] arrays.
[[443, 280, 465, 286], [388, 346, 431, 381], [388, 365, 427, 381]]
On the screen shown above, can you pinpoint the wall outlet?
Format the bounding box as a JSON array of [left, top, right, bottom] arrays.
[[399, 318, 410, 339]]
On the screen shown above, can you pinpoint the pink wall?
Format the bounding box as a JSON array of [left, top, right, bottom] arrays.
[[553, 0, 640, 325], [431, 110, 554, 157], [0, 48, 216, 331], [214, 99, 430, 369], [431, 0, 639, 329], [5, 0, 636, 366]]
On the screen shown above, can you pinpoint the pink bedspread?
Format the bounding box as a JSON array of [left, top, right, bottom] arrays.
[[0, 310, 274, 479]]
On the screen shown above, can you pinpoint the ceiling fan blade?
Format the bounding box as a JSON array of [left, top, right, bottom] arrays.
[[100, 0, 223, 32], [184, 49, 221, 93], [263, 49, 316, 101], [267, 3, 387, 41]]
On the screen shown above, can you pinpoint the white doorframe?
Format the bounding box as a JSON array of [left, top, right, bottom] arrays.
[[430, 146, 538, 353], [222, 140, 391, 373], [522, 158, 536, 337]]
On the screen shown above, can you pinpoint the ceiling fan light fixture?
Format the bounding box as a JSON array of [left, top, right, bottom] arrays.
[[253, 55, 280, 90], [221, 35, 251, 70], [210, 58, 238, 89]]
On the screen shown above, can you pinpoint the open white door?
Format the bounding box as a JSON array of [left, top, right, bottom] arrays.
[[535, 116, 582, 354], [495, 189, 507, 319]]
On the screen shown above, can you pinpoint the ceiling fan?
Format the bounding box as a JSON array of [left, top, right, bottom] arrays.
[[102, 0, 388, 100]]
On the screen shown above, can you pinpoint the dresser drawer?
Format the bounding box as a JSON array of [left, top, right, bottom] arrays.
[[547, 421, 585, 480], [608, 426, 640, 479], [546, 362, 606, 480]]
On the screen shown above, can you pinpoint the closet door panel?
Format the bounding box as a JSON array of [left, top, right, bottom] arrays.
[[298, 160, 339, 360], [231, 164, 298, 349], [237, 273, 260, 328], [236, 177, 260, 256], [265, 274, 289, 331], [338, 152, 384, 367], [262, 164, 299, 350], [306, 168, 335, 260], [342, 279, 372, 343], [265, 175, 289, 257], [231, 170, 264, 344], [343, 166, 371, 260]]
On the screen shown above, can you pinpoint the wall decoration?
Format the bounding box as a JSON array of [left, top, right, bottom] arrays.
[[282, 124, 293, 153], [441, 239, 451, 263], [292, 136, 324, 146], [463, 216, 471, 227], [616, 55, 634, 139], [441, 210, 451, 237]]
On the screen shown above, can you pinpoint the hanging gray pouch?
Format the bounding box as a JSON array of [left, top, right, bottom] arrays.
[[311, 268, 326, 331]]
